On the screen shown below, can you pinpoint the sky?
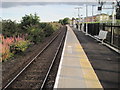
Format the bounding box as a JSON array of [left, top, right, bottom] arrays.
[[1, 0, 117, 2], [0, 0, 118, 22]]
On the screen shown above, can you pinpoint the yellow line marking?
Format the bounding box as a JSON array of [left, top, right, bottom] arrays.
[[78, 44, 103, 88], [69, 26, 103, 88]]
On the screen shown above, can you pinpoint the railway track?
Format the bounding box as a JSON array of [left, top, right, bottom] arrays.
[[2, 26, 67, 90]]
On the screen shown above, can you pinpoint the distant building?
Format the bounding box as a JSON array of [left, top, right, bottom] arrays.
[[84, 13, 110, 22], [95, 13, 109, 22], [84, 16, 96, 22]]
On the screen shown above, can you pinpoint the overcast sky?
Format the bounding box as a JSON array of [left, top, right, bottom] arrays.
[[2, 0, 98, 2], [2, 0, 118, 2], [1, 0, 117, 22]]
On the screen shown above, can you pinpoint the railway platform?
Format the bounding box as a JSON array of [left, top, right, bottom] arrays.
[[54, 25, 103, 88]]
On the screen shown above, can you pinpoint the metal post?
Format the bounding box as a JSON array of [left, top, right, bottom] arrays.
[[111, 2, 116, 44], [92, 5, 96, 22], [78, 8, 80, 31], [86, 5, 88, 35]]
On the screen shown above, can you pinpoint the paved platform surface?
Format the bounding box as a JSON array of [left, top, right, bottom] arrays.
[[54, 25, 102, 88], [72, 27, 120, 88]]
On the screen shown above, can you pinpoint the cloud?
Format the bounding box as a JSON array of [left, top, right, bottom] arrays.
[[2, 0, 117, 2], [1, 2, 47, 8], [2, 0, 97, 2], [1, 2, 98, 8], [1, 0, 115, 8]]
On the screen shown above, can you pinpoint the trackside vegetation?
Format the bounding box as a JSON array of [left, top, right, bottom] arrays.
[[58, 17, 70, 25], [1, 13, 61, 62]]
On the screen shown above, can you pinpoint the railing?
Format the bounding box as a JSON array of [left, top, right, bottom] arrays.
[[104, 23, 120, 50], [81, 23, 120, 50]]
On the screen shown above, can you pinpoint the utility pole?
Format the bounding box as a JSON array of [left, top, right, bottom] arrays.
[[75, 7, 82, 31]]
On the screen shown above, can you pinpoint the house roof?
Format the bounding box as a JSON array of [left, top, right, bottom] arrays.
[[84, 13, 109, 19]]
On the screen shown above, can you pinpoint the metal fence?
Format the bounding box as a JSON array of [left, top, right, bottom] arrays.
[[82, 23, 120, 50]]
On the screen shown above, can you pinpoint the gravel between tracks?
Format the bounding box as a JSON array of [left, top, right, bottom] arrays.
[[7, 26, 66, 89], [43, 32, 65, 89], [2, 26, 66, 89]]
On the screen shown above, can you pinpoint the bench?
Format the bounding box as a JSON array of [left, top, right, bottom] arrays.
[[94, 30, 108, 44]]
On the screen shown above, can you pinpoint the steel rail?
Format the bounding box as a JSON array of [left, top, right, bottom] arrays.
[[40, 29, 66, 90], [2, 29, 64, 90]]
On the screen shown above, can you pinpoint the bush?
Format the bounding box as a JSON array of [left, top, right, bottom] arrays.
[[39, 23, 47, 29], [26, 25, 45, 44], [20, 13, 40, 32], [1, 35, 28, 61], [52, 23, 61, 30], [10, 40, 30, 54], [2, 20, 19, 37], [59, 18, 70, 25], [2, 44, 13, 61], [44, 23, 61, 37]]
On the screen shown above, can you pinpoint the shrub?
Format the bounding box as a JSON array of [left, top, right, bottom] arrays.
[[52, 23, 61, 30], [10, 40, 30, 54], [2, 43, 13, 61], [44, 23, 61, 37], [2, 20, 19, 37], [44, 23, 55, 37], [1, 35, 29, 61], [39, 23, 47, 29], [20, 13, 40, 32], [1, 35, 13, 61], [59, 17, 70, 25], [26, 25, 45, 44]]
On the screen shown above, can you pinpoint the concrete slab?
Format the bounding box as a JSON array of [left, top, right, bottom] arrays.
[[73, 27, 120, 88], [54, 25, 103, 88]]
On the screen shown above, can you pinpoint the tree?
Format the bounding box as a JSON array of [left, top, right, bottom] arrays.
[[44, 23, 56, 37], [2, 20, 19, 37], [20, 13, 40, 32], [63, 18, 70, 25], [58, 19, 64, 25], [26, 25, 44, 43], [72, 17, 75, 21]]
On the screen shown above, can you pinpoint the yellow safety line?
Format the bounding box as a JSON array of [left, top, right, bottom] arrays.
[[69, 26, 103, 88]]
